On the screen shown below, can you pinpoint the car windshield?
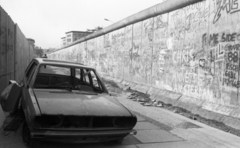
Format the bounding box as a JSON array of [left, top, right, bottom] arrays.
[[33, 64, 104, 93]]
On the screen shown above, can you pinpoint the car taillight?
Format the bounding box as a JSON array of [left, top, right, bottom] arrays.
[[34, 115, 63, 128], [113, 117, 137, 128]]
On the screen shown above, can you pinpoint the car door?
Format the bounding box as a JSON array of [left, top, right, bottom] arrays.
[[21, 61, 40, 122], [21, 61, 38, 100]]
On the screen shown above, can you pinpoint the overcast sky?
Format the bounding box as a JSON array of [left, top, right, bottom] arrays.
[[1, 0, 165, 49]]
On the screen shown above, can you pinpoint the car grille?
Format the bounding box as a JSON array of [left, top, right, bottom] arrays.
[[33, 115, 137, 129]]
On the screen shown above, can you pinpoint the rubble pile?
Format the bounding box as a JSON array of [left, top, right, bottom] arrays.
[[127, 91, 163, 107]]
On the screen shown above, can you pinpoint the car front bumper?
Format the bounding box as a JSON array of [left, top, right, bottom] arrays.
[[30, 129, 137, 143]]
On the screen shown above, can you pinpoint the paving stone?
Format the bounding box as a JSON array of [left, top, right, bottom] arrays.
[[137, 141, 203, 148], [134, 122, 160, 130], [134, 130, 183, 143]]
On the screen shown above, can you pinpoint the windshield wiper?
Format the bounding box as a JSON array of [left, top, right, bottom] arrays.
[[46, 86, 73, 92]]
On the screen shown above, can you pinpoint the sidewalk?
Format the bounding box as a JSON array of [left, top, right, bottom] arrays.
[[116, 92, 240, 148]]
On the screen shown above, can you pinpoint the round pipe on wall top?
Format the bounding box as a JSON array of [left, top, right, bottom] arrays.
[[54, 0, 203, 52]]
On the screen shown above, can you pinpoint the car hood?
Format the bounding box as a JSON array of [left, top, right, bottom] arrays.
[[33, 89, 132, 117]]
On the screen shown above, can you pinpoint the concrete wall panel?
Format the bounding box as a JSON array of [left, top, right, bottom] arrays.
[[141, 18, 153, 85], [123, 25, 133, 81], [6, 15, 15, 82], [14, 24, 33, 83], [98, 36, 108, 74], [87, 38, 97, 68], [131, 21, 143, 83], [77, 42, 86, 64], [0, 6, 8, 93], [95, 36, 104, 72], [152, 13, 169, 89], [15, 25, 25, 82], [0, 7, 35, 93], [110, 28, 125, 79]]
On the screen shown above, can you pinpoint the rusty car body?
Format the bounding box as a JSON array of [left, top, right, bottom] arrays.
[[3, 58, 137, 144]]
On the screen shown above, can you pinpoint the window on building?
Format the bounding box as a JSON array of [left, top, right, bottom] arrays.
[[67, 39, 71, 42]]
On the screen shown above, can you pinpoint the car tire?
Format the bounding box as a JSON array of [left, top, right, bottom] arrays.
[[22, 122, 34, 147]]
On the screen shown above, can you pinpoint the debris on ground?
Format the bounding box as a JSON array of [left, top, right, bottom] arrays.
[[102, 78, 240, 137]]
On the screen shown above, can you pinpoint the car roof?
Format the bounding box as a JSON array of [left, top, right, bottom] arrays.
[[34, 58, 94, 69]]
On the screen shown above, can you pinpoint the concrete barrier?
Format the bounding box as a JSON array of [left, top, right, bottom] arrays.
[[0, 7, 34, 94], [134, 84, 150, 94]]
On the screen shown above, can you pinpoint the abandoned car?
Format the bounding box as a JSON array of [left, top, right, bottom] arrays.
[[1, 58, 137, 144]]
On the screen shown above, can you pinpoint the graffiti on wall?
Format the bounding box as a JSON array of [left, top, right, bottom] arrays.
[[123, 25, 133, 81], [97, 36, 108, 74], [48, 0, 240, 109], [213, 0, 240, 24], [152, 14, 172, 89], [87, 39, 97, 68], [131, 22, 142, 83]]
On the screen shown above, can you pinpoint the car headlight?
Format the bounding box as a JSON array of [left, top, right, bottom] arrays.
[[34, 115, 63, 128]]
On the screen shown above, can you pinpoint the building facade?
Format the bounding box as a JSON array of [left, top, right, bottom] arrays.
[[61, 31, 92, 47]]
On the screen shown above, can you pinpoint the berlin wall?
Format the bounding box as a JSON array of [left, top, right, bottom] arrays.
[[48, 0, 240, 129], [0, 6, 34, 93]]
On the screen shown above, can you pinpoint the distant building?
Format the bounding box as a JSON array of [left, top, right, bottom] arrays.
[[61, 37, 66, 46], [27, 38, 35, 48], [61, 31, 92, 47]]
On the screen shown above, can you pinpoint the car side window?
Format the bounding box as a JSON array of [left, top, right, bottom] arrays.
[[75, 68, 81, 80], [90, 71, 100, 88], [83, 69, 90, 84]]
